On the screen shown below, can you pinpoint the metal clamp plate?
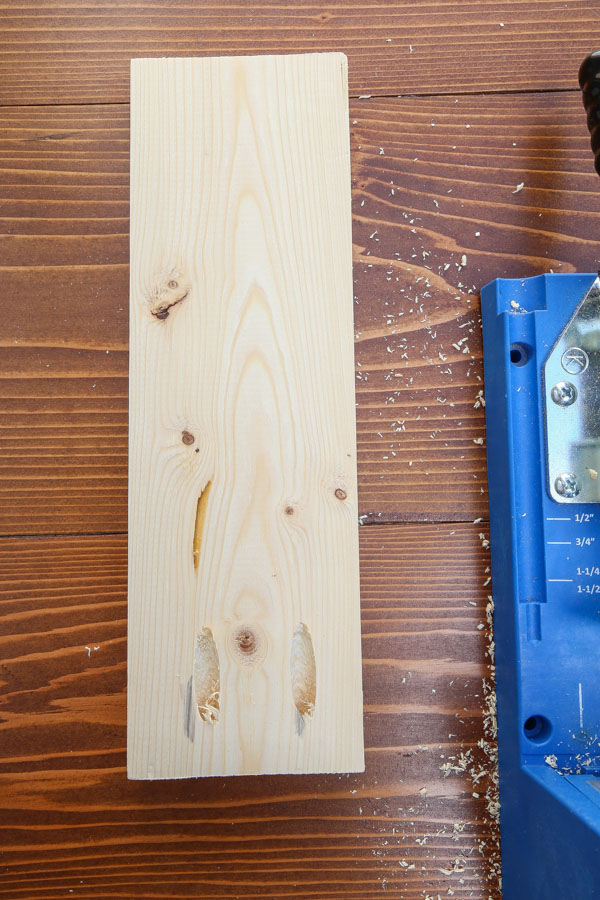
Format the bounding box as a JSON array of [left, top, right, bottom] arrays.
[[545, 276, 600, 503]]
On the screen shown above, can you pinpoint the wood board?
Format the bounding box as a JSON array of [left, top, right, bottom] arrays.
[[127, 54, 364, 779]]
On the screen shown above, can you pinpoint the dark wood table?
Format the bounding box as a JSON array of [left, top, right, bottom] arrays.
[[2, 3, 599, 897]]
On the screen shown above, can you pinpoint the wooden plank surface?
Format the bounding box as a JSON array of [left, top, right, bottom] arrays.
[[1, 92, 599, 534], [0, 0, 598, 105], [0, 524, 500, 898], [128, 54, 363, 779]]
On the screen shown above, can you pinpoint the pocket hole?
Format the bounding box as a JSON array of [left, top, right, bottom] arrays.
[[291, 623, 316, 722], [194, 628, 220, 724]]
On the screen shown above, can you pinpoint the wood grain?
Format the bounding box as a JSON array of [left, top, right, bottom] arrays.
[[0, 0, 598, 105], [1, 91, 599, 534], [0, 524, 500, 898], [3, 8, 590, 895], [128, 55, 362, 778]]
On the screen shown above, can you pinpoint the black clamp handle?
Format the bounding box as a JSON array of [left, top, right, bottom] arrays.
[[579, 51, 600, 176]]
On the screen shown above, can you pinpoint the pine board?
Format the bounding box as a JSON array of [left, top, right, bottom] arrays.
[[0, 0, 597, 105], [1, 92, 599, 534], [0, 524, 500, 899], [128, 55, 363, 779]]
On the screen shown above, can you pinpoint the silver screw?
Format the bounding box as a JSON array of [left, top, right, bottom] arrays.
[[555, 473, 581, 498], [551, 381, 577, 407]]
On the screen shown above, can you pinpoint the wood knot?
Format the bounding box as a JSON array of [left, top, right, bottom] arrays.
[[181, 430, 195, 445], [235, 627, 257, 656], [284, 505, 295, 516], [334, 488, 347, 501], [147, 269, 190, 320], [229, 623, 266, 666]]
